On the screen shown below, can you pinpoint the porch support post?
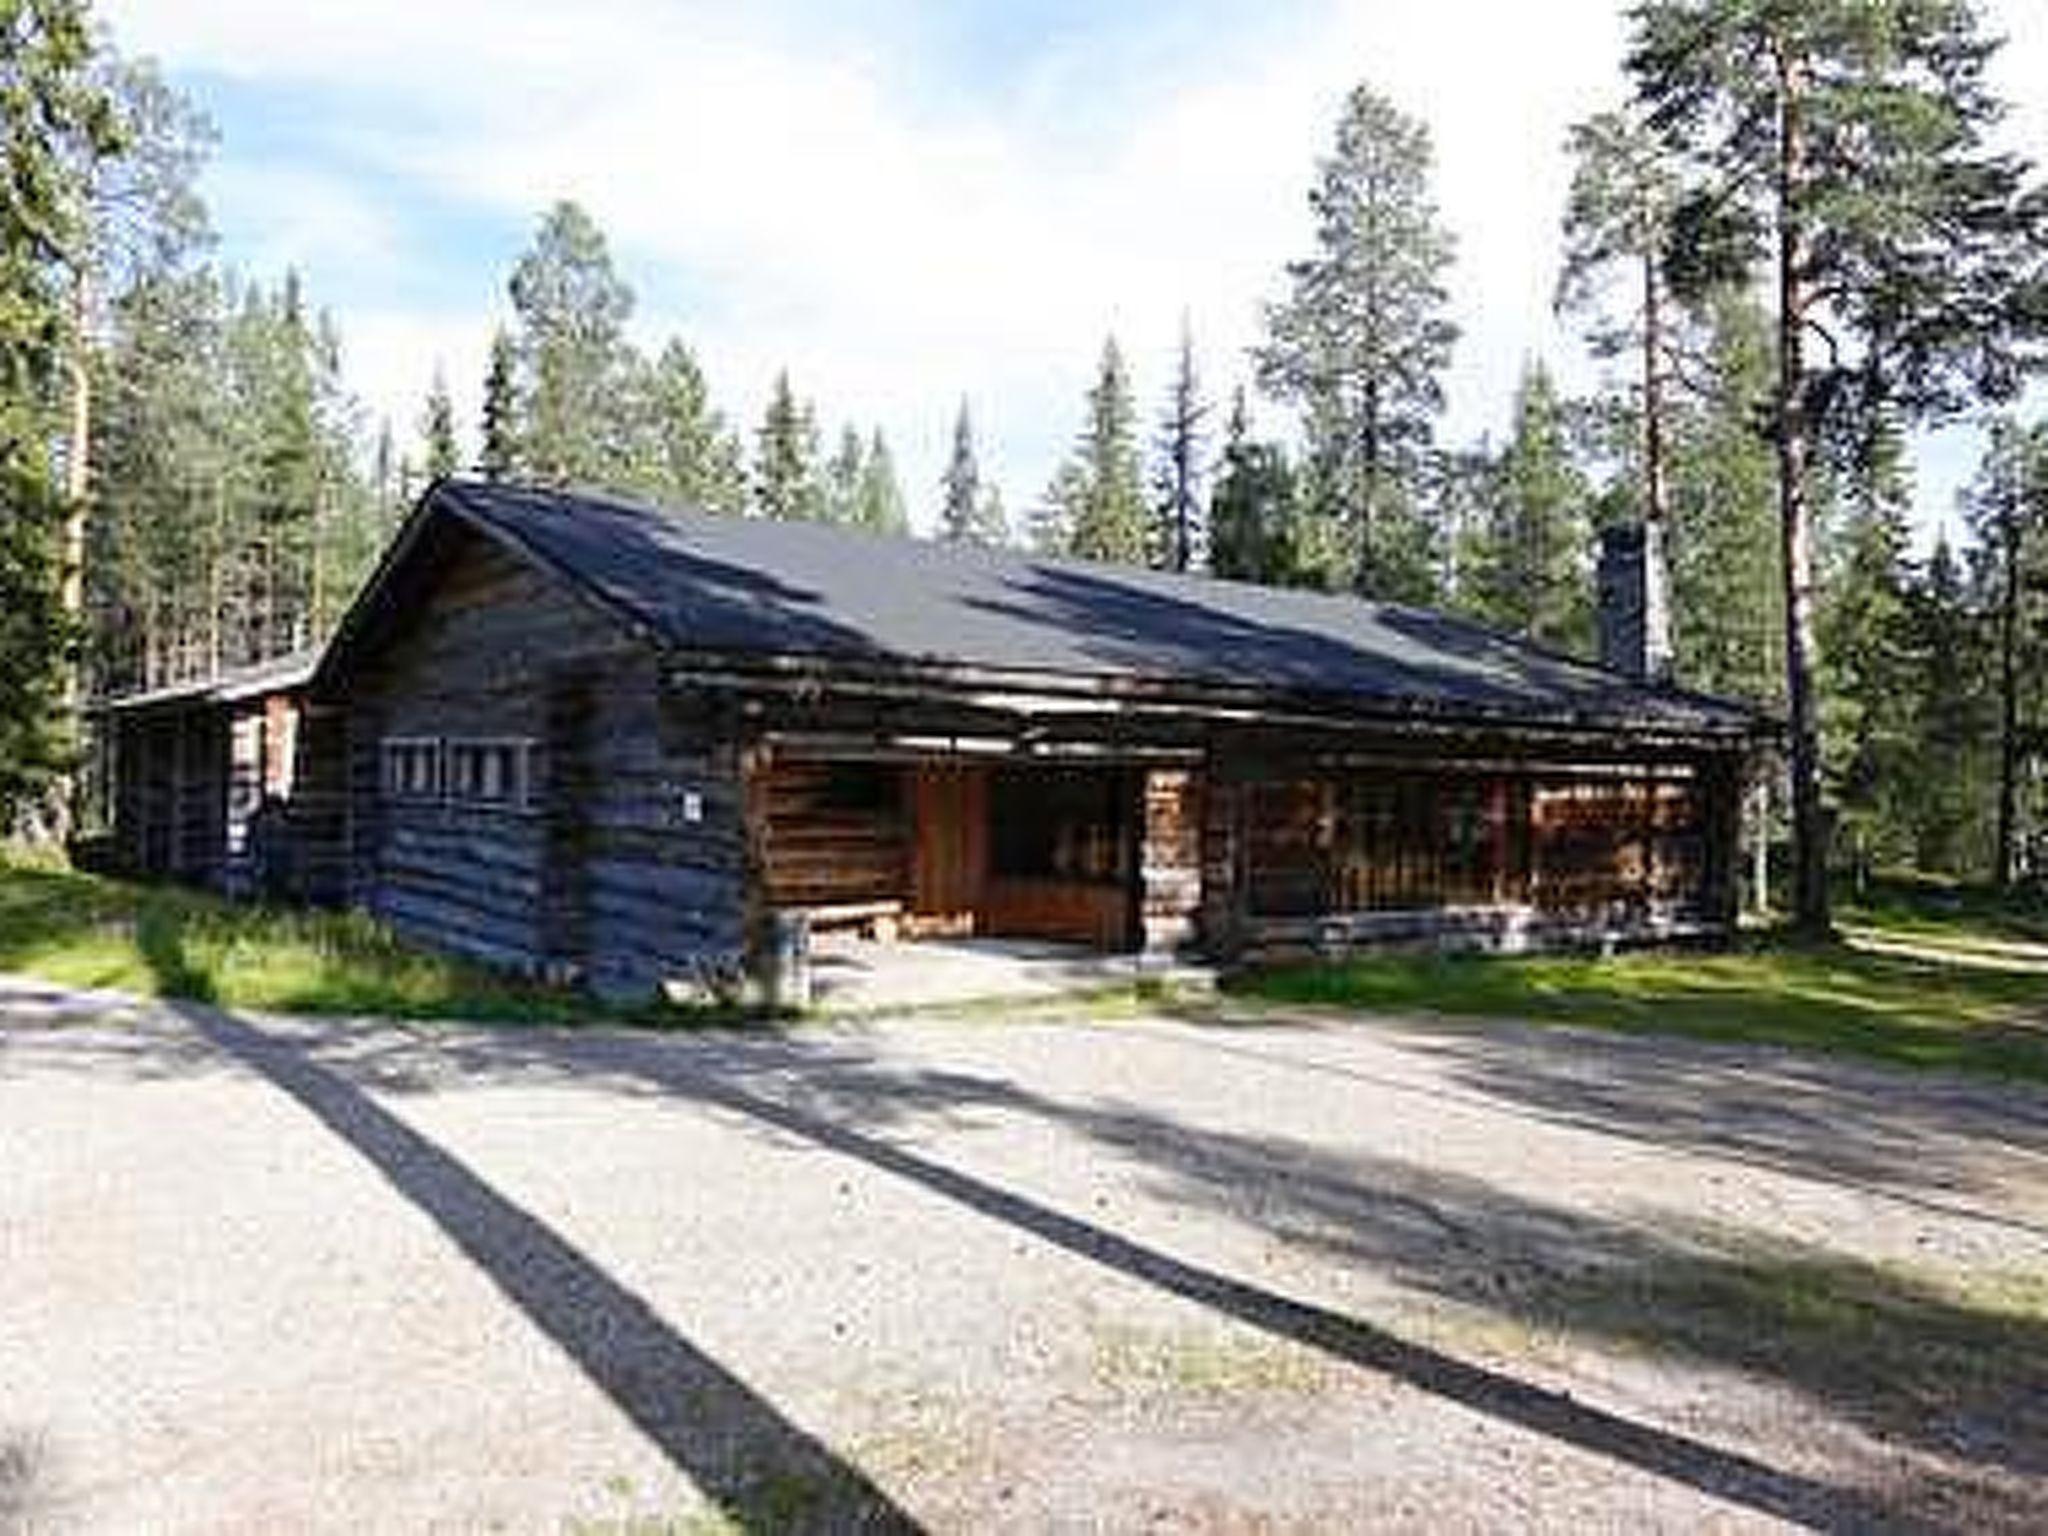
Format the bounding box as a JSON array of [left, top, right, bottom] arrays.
[[1139, 766, 1203, 961]]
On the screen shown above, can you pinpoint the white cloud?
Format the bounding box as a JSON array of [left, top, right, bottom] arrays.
[[102, 0, 2048, 540]]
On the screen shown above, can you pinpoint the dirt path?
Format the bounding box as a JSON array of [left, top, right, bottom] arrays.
[[3, 975, 2044, 1532]]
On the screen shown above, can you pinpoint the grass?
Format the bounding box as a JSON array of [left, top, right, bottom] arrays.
[[1230, 890, 2048, 1083], [1089, 1320, 1334, 1399], [9, 846, 2046, 1078], [0, 848, 726, 1027]]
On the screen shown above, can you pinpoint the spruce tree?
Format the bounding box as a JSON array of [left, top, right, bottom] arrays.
[[1817, 422, 1917, 889], [1208, 390, 1298, 585], [1470, 361, 1592, 652], [753, 371, 821, 521], [853, 428, 908, 533], [1965, 418, 2048, 886], [1256, 84, 1457, 600], [938, 399, 1004, 545], [1029, 462, 1080, 557], [1666, 291, 1782, 705], [1150, 316, 1207, 571], [420, 365, 458, 479], [480, 327, 516, 482], [1629, 0, 2048, 932], [620, 337, 745, 514], [1907, 537, 1997, 874], [823, 424, 863, 525], [1064, 337, 1148, 565]]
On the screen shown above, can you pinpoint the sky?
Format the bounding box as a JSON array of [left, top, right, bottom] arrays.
[[99, 0, 2048, 546]]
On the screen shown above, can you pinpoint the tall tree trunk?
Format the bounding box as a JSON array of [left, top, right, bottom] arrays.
[[209, 475, 225, 677], [1641, 250, 1671, 532], [1356, 379, 1381, 595], [44, 268, 96, 843], [62, 271, 91, 620], [1996, 515, 2021, 887], [1775, 45, 1830, 935]]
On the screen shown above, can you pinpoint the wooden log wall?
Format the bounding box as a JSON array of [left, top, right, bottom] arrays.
[[286, 702, 349, 905], [759, 758, 911, 910], [107, 705, 229, 889], [342, 523, 745, 995], [1213, 744, 1743, 960]]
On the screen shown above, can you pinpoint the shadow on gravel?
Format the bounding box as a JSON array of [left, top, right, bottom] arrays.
[[169, 1003, 918, 1535], [1150, 1005, 2048, 1243], [0, 1429, 48, 1536], [355, 1025, 2020, 1535], [71, 965, 2046, 1533]]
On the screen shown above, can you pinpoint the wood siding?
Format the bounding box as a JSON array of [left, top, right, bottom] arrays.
[[1216, 749, 1745, 961], [760, 759, 911, 909], [107, 705, 229, 890], [343, 524, 745, 994]]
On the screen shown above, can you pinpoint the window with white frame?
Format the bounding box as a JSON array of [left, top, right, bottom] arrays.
[[446, 738, 534, 808], [383, 736, 536, 808], [382, 738, 442, 800]]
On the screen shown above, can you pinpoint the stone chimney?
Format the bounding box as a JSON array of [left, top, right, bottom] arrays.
[[1596, 521, 1673, 684]]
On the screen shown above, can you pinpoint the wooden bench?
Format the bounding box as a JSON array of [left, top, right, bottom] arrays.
[[792, 899, 906, 941]]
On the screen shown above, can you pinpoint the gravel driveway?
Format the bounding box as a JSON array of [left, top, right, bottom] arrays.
[[3, 974, 2045, 1533]]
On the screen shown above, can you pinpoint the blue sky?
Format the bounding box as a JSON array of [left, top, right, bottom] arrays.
[[101, 0, 2048, 546]]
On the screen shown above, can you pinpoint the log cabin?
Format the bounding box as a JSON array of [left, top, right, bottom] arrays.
[[87, 651, 337, 900], [256, 478, 1768, 997]]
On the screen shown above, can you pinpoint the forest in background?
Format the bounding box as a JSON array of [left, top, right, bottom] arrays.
[[3, 0, 2046, 921]]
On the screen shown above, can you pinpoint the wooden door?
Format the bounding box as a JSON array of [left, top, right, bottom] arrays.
[[909, 764, 986, 935]]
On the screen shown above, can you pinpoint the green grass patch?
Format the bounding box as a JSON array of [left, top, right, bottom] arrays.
[[0, 849, 729, 1028], [1229, 926, 2048, 1082], [1841, 871, 2048, 949]]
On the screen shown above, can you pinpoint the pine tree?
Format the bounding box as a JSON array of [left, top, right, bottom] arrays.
[[853, 428, 907, 533], [1629, 0, 2048, 932], [506, 200, 634, 487], [1150, 316, 1207, 571], [59, 50, 210, 657], [1065, 337, 1148, 565], [479, 327, 516, 483], [938, 399, 1004, 545], [1256, 84, 1457, 600], [1557, 107, 1685, 555], [420, 365, 458, 479]]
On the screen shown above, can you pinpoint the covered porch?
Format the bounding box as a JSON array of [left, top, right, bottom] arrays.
[[750, 752, 1203, 958]]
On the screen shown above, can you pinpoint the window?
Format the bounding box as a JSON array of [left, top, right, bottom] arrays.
[[446, 739, 533, 808], [1246, 771, 1533, 917], [382, 738, 442, 800], [380, 737, 536, 809]]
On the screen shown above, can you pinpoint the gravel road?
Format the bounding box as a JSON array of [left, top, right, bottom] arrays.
[[3, 974, 2044, 1533]]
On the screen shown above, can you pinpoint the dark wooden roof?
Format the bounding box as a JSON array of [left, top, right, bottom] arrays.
[[318, 478, 1764, 741]]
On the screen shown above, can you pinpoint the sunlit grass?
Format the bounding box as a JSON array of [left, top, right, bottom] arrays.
[[0, 849, 709, 1026], [1232, 909, 2048, 1082]]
